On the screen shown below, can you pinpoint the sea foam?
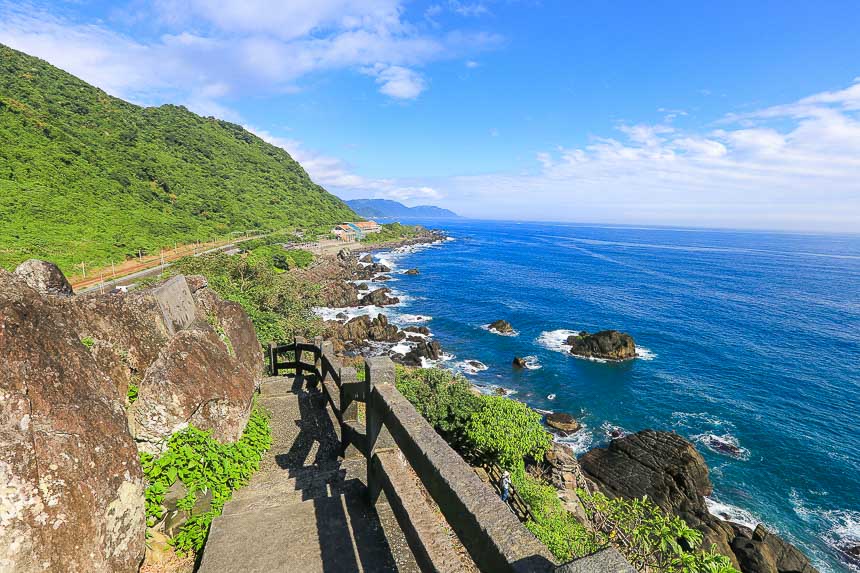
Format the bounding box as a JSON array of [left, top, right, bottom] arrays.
[[705, 496, 761, 531]]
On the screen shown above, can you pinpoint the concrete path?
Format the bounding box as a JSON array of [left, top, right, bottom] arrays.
[[198, 375, 413, 573]]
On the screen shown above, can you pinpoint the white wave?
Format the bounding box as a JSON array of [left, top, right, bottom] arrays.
[[636, 346, 657, 360], [671, 411, 730, 428], [553, 425, 593, 455], [420, 352, 455, 369], [546, 394, 556, 401], [399, 314, 432, 323], [692, 433, 751, 461], [536, 329, 580, 353], [522, 355, 542, 369], [706, 497, 761, 530], [791, 490, 860, 569], [600, 422, 628, 440], [534, 407, 554, 414], [455, 360, 489, 375], [481, 323, 519, 337], [389, 342, 412, 356]]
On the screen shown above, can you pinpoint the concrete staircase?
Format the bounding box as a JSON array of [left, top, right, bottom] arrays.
[[198, 376, 416, 573]]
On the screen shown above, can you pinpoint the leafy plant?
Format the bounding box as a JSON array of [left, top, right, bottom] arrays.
[[465, 395, 552, 468], [80, 336, 95, 349], [577, 490, 739, 573], [139, 403, 272, 554], [127, 383, 139, 404], [395, 366, 482, 450], [509, 468, 602, 561]]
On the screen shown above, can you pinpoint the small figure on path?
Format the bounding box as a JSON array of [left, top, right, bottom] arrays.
[[500, 470, 512, 502]]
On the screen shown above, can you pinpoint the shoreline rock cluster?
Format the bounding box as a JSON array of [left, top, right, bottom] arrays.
[[1, 260, 262, 571]]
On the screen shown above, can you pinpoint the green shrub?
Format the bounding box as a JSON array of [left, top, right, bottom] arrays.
[[395, 366, 482, 451], [139, 403, 272, 554], [577, 490, 739, 573], [172, 253, 323, 344], [80, 336, 95, 349], [465, 395, 552, 468]]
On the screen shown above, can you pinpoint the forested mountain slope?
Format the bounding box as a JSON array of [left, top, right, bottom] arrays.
[[0, 44, 355, 273]]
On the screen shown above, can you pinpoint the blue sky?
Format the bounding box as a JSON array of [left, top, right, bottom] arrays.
[[2, 1, 859, 231]]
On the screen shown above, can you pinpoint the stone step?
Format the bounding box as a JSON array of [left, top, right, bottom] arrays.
[[200, 492, 398, 573]]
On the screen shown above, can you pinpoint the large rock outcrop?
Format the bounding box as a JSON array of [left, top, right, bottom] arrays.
[[0, 271, 146, 572], [566, 330, 636, 360], [13, 259, 74, 297], [0, 263, 264, 571], [579, 430, 818, 573]]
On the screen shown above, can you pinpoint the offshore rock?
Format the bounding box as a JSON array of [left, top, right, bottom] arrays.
[[512, 356, 527, 368], [404, 268, 420, 275], [358, 287, 400, 307], [0, 270, 146, 572], [566, 330, 636, 360], [545, 412, 581, 436], [359, 254, 373, 263], [488, 319, 514, 334], [396, 339, 443, 367], [13, 259, 74, 297], [730, 525, 819, 573]]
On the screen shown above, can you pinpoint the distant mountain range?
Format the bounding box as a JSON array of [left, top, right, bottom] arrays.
[[346, 199, 460, 219]]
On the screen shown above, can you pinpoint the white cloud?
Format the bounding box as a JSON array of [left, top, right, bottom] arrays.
[[465, 59, 479, 68], [427, 80, 860, 231], [0, 0, 498, 103], [364, 64, 427, 99]]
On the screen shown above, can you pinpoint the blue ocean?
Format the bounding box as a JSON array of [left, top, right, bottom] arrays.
[[370, 219, 860, 572]]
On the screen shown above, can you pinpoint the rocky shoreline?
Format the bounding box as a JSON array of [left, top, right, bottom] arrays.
[[303, 231, 823, 573]]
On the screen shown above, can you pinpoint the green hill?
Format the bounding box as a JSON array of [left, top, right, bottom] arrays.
[[0, 44, 355, 274]]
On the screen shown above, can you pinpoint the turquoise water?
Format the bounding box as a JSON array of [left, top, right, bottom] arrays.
[[373, 219, 860, 572]]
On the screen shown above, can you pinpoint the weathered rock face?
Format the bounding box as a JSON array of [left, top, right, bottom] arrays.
[[320, 280, 358, 307], [355, 262, 391, 280], [512, 356, 527, 368], [730, 525, 819, 573], [580, 430, 711, 515], [326, 314, 406, 353], [130, 324, 256, 453], [0, 271, 146, 572], [488, 319, 514, 334], [545, 412, 581, 436], [404, 268, 419, 275], [566, 330, 636, 360], [13, 259, 74, 297], [358, 287, 400, 307], [359, 254, 373, 263], [193, 287, 263, 389], [580, 430, 819, 573]]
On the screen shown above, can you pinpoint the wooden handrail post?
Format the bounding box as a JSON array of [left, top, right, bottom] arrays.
[[365, 356, 395, 506], [268, 342, 276, 376], [294, 336, 306, 378]]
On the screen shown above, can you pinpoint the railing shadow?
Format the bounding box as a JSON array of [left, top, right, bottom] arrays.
[[276, 370, 397, 572]]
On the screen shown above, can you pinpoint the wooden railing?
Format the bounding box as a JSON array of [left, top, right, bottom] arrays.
[[267, 339, 633, 573]]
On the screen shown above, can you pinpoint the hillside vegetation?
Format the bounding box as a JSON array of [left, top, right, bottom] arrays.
[[0, 44, 355, 274], [347, 198, 459, 219]]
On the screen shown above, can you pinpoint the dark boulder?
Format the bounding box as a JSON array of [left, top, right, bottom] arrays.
[[359, 254, 373, 263], [13, 259, 74, 297], [579, 430, 819, 573], [367, 314, 406, 343], [404, 268, 420, 275], [404, 326, 431, 335], [731, 525, 819, 573], [396, 340, 443, 367], [512, 356, 527, 368], [545, 412, 581, 435], [488, 319, 514, 334], [372, 275, 393, 282], [358, 287, 400, 307], [566, 330, 636, 360]]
